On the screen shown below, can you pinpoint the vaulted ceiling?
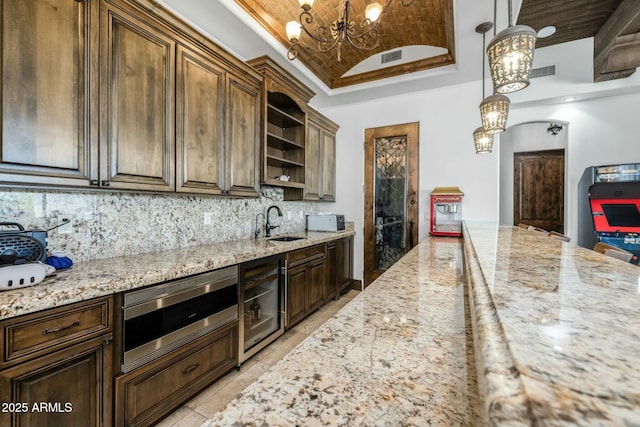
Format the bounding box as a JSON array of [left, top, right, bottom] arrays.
[[234, 0, 455, 89], [233, 0, 640, 89]]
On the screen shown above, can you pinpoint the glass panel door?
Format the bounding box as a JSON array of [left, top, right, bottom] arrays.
[[374, 135, 408, 270]]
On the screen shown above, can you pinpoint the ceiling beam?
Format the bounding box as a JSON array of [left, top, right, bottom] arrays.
[[594, 0, 640, 82]]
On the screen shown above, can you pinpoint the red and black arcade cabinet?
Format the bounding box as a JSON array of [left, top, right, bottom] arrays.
[[585, 164, 640, 264]]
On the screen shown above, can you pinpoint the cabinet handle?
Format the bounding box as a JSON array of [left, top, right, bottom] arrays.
[[90, 179, 99, 186], [101, 180, 110, 187], [182, 363, 200, 374], [43, 319, 80, 335]]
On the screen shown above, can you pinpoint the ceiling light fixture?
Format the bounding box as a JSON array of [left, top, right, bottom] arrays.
[[473, 22, 495, 154], [286, 0, 415, 62], [477, 22, 509, 136], [486, 0, 537, 94]]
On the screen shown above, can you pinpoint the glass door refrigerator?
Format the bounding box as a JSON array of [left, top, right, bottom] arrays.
[[238, 254, 285, 365]]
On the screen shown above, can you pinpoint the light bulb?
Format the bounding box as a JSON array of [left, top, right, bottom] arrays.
[[286, 21, 302, 42], [299, 0, 313, 10], [365, 2, 383, 22]]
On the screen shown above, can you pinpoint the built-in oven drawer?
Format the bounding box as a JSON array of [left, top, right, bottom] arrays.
[[122, 266, 238, 373]]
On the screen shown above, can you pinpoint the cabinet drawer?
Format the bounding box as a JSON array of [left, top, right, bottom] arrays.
[[287, 243, 325, 267], [115, 321, 238, 427], [1, 296, 112, 366]]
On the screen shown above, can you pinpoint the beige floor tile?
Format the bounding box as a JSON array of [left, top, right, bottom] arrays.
[[155, 406, 207, 427]]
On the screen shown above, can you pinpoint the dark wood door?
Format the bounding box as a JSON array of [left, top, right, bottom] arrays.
[[175, 44, 225, 194], [308, 258, 325, 313], [324, 242, 338, 302], [100, 0, 175, 191], [364, 123, 419, 287], [286, 265, 308, 328], [514, 149, 565, 233], [0, 0, 98, 187], [226, 74, 261, 197], [0, 336, 111, 427]]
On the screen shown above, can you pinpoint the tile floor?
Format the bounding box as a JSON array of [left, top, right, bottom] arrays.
[[156, 289, 360, 427]]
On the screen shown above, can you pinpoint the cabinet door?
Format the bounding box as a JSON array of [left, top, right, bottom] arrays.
[[176, 45, 225, 194], [339, 237, 354, 293], [0, 0, 98, 187], [320, 131, 336, 201], [286, 265, 308, 328], [0, 335, 112, 427], [226, 75, 260, 197], [308, 257, 326, 312], [324, 242, 338, 302], [100, 0, 175, 191], [304, 119, 321, 201]]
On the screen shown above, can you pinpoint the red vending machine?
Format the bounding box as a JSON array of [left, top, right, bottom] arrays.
[[430, 187, 463, 237]]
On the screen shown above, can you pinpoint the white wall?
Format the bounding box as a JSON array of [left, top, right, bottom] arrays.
[[322, 80, 500, 282], [507, 92, 640, 242], [499, 121, 568, 227], [321, 37, 640, 283]]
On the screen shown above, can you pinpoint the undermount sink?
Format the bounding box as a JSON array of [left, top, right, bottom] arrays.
[[269, 236, 305, 242]]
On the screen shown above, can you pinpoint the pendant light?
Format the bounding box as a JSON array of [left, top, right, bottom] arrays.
[[473, 22, 495, 154], [486, 0, 537, 94], [480, 7, 509, 134], [473, 126, 494, 154]]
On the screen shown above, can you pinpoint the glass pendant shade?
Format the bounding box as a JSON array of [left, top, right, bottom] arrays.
[[473, 127, 494, 154], [486, 24, 537, 94], [365, 2, 383, 22], [286, 21, 302, 42], [299, 0, 314, 10], [480, 94, 510, 134]]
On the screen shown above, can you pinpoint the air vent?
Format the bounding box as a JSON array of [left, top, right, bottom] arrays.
[[381, 50, 402, 64], [530, 65, 556, 79]]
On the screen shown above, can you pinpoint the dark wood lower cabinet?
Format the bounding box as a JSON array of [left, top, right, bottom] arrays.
[[0, 334, 112, 427], [285, 244, 326, 329], [114, 321, 238, 427], [286, 264, 309, 328]]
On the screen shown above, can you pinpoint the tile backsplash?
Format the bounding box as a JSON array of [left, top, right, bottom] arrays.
[[1, 187, 319, 263]]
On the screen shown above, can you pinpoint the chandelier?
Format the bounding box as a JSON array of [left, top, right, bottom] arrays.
[[286, 0, 415, 62], [486, 0, 537, 94]]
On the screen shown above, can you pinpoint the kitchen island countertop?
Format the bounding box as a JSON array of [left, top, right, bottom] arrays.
[[205, 235, 480, 426], [205, 221, 640, 426], [464, 221, 640, 426], [0, 229, 353, 320]]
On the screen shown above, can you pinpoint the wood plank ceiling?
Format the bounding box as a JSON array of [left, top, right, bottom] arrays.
[[234, 0, 455, 89], [518, 0, 640, 82], [235, 0, 640, 88]]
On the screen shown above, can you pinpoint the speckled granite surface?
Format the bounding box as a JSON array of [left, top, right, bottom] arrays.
[[463, 221, 640, 426], [0, 229, 353, 320], [204, 236, 480, 427]]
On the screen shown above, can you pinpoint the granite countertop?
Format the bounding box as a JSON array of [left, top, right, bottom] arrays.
[[206, 236, 480, 426], [0, 229, 354, 320], [463, 221, 640, 426]]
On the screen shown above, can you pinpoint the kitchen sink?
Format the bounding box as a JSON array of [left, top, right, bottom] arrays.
[[269, 236, 305, 242]]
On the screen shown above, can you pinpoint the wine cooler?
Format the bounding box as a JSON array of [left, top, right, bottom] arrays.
[[238, 254, 285, 365]]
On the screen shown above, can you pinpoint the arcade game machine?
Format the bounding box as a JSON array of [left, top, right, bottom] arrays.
[[583, 163, 640, 264]]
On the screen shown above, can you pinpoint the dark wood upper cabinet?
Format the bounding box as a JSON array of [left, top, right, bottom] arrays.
[[0, 0, 98, 187], [305, 109, 338, 202], [226, 74, 261, 197], [0, 0, 262, 197], [99, 0, 176, 192], [176, 44, 225, 195]]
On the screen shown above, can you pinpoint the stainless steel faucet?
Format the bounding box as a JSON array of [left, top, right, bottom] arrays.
[[265, 205, 282, 237]]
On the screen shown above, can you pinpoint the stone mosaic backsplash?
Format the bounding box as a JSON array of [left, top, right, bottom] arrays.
[[0, 187, 319, 263]]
